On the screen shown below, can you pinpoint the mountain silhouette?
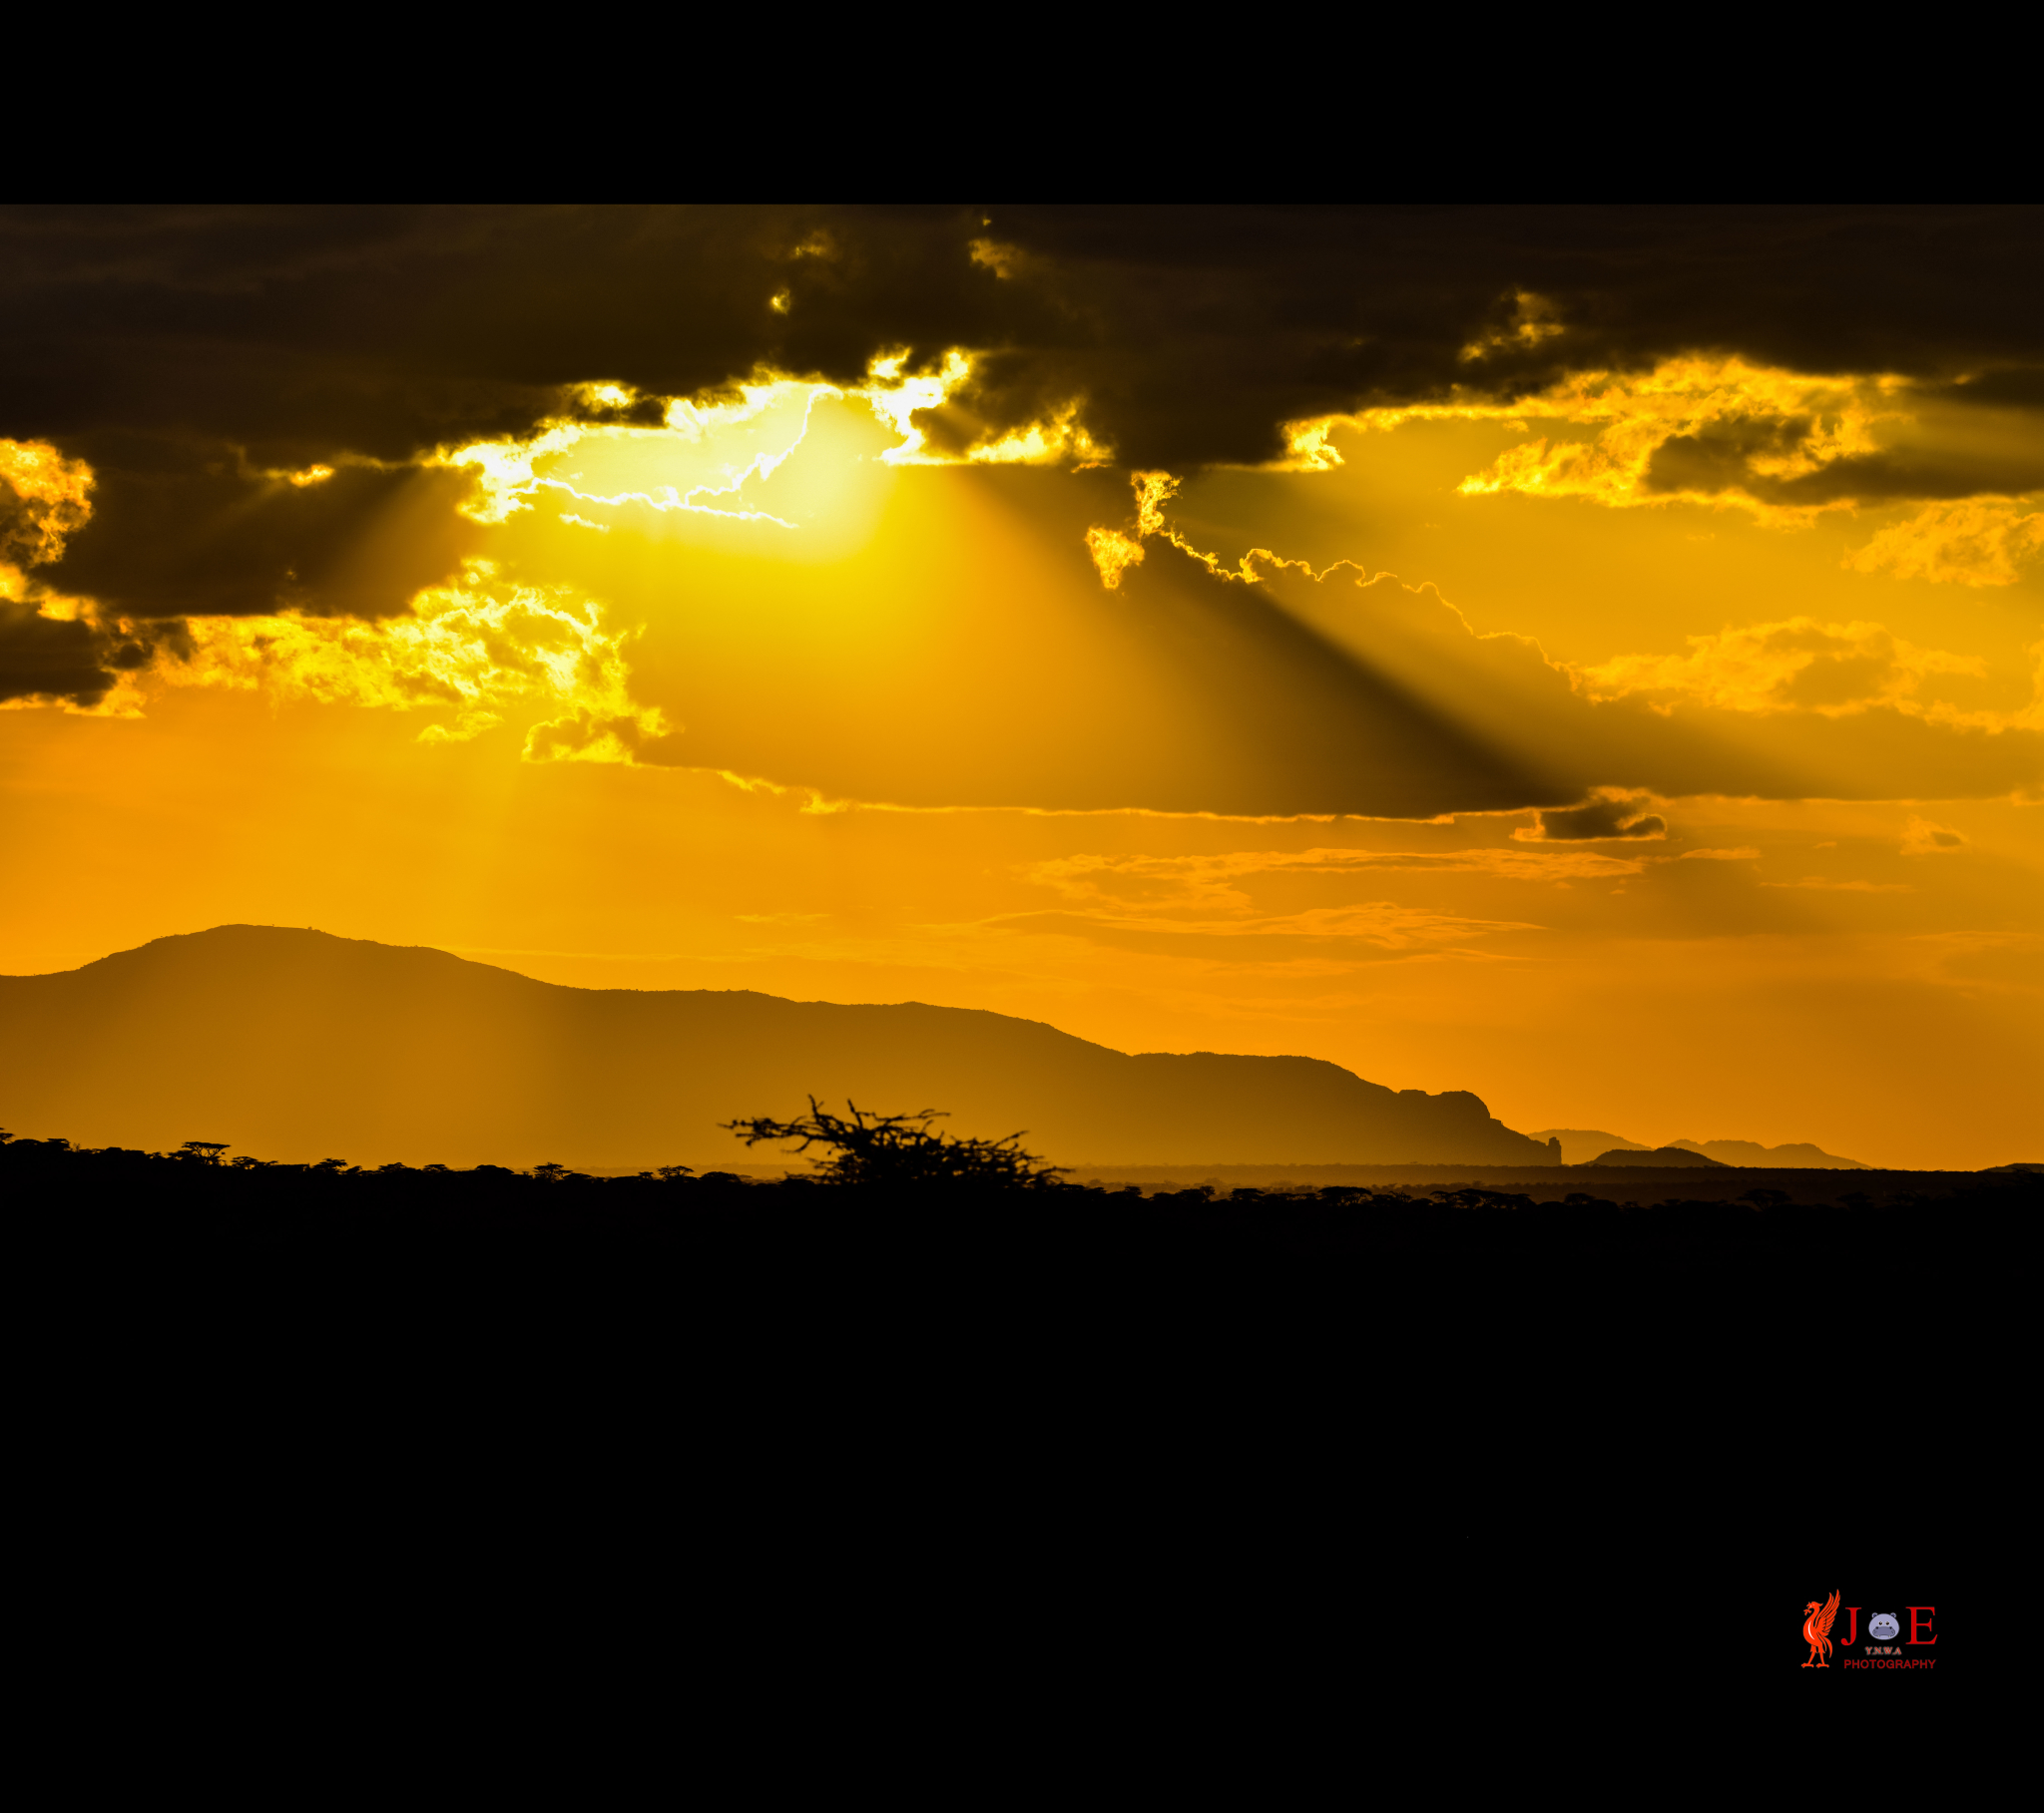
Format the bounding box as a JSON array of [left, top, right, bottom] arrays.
[[0, 927, 1556, 1170]]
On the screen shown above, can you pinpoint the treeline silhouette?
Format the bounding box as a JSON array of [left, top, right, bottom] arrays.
[[7, 1112, 2031, 1286]]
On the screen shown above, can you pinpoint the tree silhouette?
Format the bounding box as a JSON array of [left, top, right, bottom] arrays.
[[530, 1162, 593, 1183], [723, 1097, 1067, 1191]]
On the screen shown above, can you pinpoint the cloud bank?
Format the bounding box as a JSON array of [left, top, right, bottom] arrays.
[[2, 206, 2037, 816]]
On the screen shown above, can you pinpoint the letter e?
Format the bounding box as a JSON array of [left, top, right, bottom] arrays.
[[1907, 1606, 1935, 1644]]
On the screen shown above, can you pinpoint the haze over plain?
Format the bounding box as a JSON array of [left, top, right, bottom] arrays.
[[1, 207, 2038, 1167]]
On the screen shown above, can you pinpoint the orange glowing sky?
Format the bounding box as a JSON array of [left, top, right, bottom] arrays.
[[2, 207, 2038, 1166]]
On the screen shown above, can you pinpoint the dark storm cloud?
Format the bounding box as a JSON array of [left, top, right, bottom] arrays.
[[51, 441, 480, 620], [1526, 794, 1668, 841], [0, 600, 173, 707], [0, 421, 477, 698], [0, 602, 113, 705], [2, 204, 2039, 627], [0, 206, 994, 467], [1645, 429, 2044, 505]]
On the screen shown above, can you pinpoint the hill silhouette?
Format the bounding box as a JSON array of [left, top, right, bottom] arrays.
[[1588, 1144, 1728, 1168], [1534, 1129, 1868, 1167], [1668, 1137, 1871, 1169], [0, 926, 1556, 1170]]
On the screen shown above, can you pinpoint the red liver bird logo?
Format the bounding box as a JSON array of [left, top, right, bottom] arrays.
[[1801, 1590, 1840, 1666]]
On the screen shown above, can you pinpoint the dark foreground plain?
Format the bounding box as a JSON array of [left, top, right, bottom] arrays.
[[14, 1132, 2017, 1692]]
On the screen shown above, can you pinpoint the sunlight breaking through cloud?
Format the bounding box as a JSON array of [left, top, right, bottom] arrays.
[[437, 350, 1108, 538]]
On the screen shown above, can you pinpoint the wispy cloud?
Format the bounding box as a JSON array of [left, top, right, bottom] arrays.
[[1761, 877, 1912, 892]]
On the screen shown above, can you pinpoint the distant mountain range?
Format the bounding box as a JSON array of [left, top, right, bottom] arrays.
[[0, 928, 1558, 1171], [1531, 1129, 1871, 1169]]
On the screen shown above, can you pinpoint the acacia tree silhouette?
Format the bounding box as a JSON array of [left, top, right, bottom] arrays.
[[723, 1098, 1067, 1190]]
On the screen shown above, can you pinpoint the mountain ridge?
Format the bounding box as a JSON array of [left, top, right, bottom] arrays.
[[0, 926, 1556, 1170]]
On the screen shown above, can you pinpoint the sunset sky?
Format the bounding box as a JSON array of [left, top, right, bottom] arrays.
[[2, 206, 2038, 1167]]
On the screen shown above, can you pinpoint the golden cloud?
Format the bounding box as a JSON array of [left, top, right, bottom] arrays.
[[1842, 498, 2044, 587], [1024, 845, 1647, 915], [1285, 356, 1902, 514], [1573, 618, 2027, 729], [0, 438, 95, 572], [998, 899, 1542, 951], [152, 564, 670, 763], [1279, 357, 2044, 585], [1085, 469, 1270, 592], [1900, 815, 1967, 855], [1761, 877, 1912, 892], [1083, 527, 1145, 589], [967, 237, 1025, 281], [1457, 290, 1567, 364]]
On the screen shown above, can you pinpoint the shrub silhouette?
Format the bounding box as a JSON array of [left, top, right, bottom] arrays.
[[723, 1097, 1068, 1191]]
